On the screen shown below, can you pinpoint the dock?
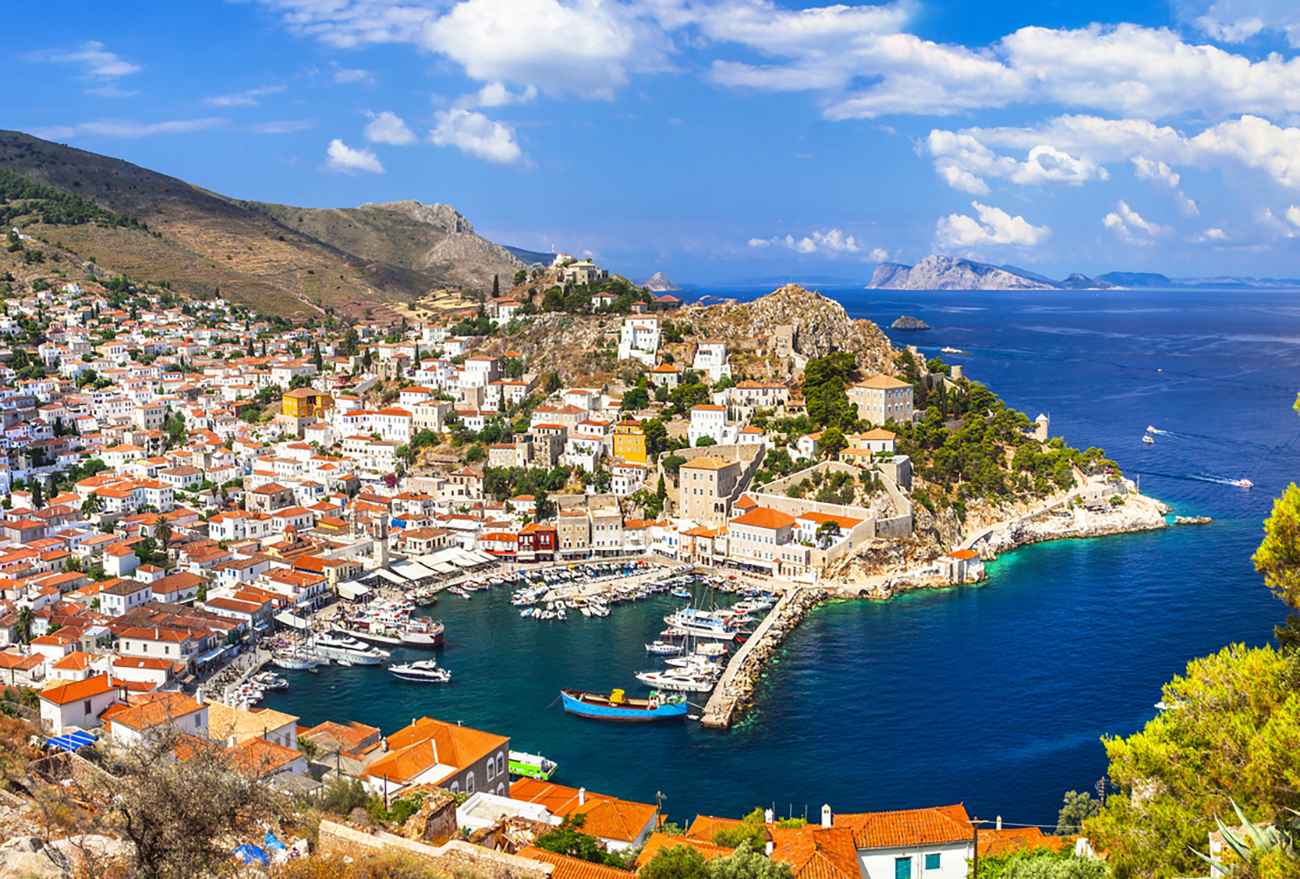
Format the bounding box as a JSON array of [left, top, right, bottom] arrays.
[[699, 584, 826, 729]]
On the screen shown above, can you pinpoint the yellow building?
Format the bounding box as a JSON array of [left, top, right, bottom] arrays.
[[612, 420, 648, 464], [282, 388, 332, 420]]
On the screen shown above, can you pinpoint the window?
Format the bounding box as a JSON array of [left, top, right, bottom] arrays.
[[894, 857, 911, 879], [466, 772, 476, 793], [924, 854, 940, 870], [487, 760, 495, 781]]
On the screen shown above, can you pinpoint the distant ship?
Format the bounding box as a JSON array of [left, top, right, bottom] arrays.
[[941, 346, 970, 355]]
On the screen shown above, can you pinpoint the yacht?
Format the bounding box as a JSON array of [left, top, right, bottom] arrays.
[[313, 630, 388, 665], [388, 659, 451, 683], [635, 670, 715, 693], [663, 608, 738, 641]]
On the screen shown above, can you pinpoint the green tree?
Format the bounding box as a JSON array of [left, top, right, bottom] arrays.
[[670, 382, 711, 417], [695, 436, 717, 447], [819, 427, 847, 459], [313, 341, 323, 371], [641, 842, 709, 879], [513, 269, 527, 286], [1055, 790, 1099, 836], [975, 849, 1108, 879], [1084, 643, 1300, 878], [656, 474, 667, 501], [1255, 483, 1300, 609], [622, 387, 650, 411], [709, 842, 795, 879], [343, 327, 360, 356], [492, 274, 500, 298], [643, 418, 669, 457], [29, 479, 43, 511], [712, 809, 768, 849], [543, 371, 563, 394], [15, 607, 34, 646]]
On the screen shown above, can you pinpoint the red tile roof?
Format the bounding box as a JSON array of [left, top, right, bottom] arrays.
[[838, 804, 972, 849]]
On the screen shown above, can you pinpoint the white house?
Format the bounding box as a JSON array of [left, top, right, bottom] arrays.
[[692, 340, 731, 382], [617, 316, 660, 366], [39, 674, 124, 733], [687, 405, 737, 446]]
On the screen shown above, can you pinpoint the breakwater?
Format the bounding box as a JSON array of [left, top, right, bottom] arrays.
[[700, 585, 827, 729]]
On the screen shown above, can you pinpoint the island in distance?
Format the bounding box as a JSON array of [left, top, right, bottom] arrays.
[[639, 271, 682, 292], [869, 255, 1300, 291], [891, 315, 931, 330]]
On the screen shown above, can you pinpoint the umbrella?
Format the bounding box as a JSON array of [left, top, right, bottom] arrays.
[[234, 845, 270, 865]]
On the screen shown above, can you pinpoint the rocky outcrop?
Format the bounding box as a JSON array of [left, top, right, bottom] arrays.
[[870, 257, 1058, 291], [643, 272, 681, 292], [891, 315, 930, 330], [1175, 515, 1212, 525], [0, 835, 131, 879]]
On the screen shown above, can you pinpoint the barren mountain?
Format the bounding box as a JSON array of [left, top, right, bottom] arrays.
[[0, 130, 525, 318], [870, 256, 1057, 290]]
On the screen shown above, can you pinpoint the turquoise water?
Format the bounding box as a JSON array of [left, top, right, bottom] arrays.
[[264, 287, 1293, 828]]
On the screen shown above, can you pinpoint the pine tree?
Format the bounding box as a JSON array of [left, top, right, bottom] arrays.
[[313, 341, 323, 371], [30, 479, 43, 511], [246, 338, 254, 358], [493, 274, 500, 298]]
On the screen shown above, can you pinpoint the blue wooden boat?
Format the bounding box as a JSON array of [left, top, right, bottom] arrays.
[[561, 688, 688, 722]]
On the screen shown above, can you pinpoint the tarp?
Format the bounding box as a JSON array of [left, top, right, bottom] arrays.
[[195, 645, 228, 664], [234, 845, 269, 865], [45, 730, 96, 753], [336, 581, 372, 600], [274, 611, 310, 629]]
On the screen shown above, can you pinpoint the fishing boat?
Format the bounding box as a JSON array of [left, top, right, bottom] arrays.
[[671, 588, 692, 599], [646, 640, 683, 656], [388, 659, 451, 683], [252, 671, 289, 690], [448, 587, 473, 599], [634, 670, 715, 693], [561, 688, 689, 722], [508, 750, 559, 780]]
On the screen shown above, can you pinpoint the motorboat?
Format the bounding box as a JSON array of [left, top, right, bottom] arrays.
[[1142, 435, 1154, 445], [388, 659, 451, 683], [663, 609, 738, 641], [645, 640, 683, 656], [313, 630, 387, 665], [509, 750, 559, 779], [634, 670, 715, 693], [1237, 479, 1254, 489], [252, 671, 289, 690]]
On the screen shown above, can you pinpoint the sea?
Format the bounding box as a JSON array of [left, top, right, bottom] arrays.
[[262, 285, 1296, 831]]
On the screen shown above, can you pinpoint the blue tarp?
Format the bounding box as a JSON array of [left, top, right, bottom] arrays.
[[264, 832, 286, 852], [234, 845, 269, 865], [391, 518, 407, 530], [45, 730, 96, 753]]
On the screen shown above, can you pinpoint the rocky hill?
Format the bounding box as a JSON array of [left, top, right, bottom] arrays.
[[870, 256, 1058, 290], [248, 199, 526, 290], [0, 130, 528, 318], [487, 284, 899, 385], [642, 271, 681, 292]]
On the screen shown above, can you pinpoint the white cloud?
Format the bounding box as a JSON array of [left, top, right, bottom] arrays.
[[927, 130, 1107, 193], [205, 85, 287, 107], [934, 202, 1049, 249], [430, 108, 526, 165], [423, 0, 669, 99], [1285, 205, 1300, 227], [474, 82, 538, 107], [1132, 156, 1199, 216], [1203, 226, 1228, 238], [1103, 200, 1171, 245], [363, 110, 416, 145], [324, 138, 385, 173], [870, 247, 889, 261], [85, 85, 138, 99], [251, 119, 316, 134], [30, 118, 225, 140], [749, 228, 864, 255], [333, 65, 375, 84], [46, 41, 141, 78], [1176, 0, 1300, 45]]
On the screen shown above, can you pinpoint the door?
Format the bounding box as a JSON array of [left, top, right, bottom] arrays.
[[894, 857, 912, 879]]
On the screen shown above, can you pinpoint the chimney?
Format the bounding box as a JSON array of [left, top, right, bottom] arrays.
[[765, 837, 774, 857], [227, 735, 236, 748], [820, 805, 831, 828], [996, 816, 1002, 830], [764, 809, 774, 824], [195, 686, 203, 705], [579, 787, 586, 806]]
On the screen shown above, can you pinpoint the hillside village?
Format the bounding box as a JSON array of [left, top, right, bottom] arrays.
[[0, 248, 1124, 878]]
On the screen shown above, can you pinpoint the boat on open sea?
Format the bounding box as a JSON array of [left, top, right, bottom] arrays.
[[509, 750, 559, 780], [561, 688, 688, 722]]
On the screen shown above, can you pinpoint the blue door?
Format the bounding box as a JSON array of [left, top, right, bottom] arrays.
[[894, 857, 911, 879]]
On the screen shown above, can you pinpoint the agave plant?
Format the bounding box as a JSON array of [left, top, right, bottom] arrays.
[[1194, 799, 1300, 876]]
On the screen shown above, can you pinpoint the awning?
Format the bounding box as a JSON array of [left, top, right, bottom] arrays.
[[195, 645, 228, 664], [431, 562, 458, 575], [375, 569, 406, 585], [274, 611, 310, 629], [337, 581, 372, 600], [393, 561, 435, 580]]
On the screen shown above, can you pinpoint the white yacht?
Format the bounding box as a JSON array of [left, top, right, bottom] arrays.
[[389, 659, 451, 683], [313, 630, 388, 665]]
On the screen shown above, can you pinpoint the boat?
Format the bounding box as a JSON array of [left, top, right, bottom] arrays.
[[313, 630, 388, 665], [1146, 425, 1157, 433], [663, 608, 739, 641], [1142, 435, 1154, 445], [401, 618, 445, 647], [634, 670, 715, 693], [671, 588, 692, 599], [1237, 479, 1253, 489], [388, 659, 451, 683], [941, 346, 970, 355], [560, 688, 689, 722], [508, 750, 559, 780], [272, 653, 323, 671], [252, 671, 289, 690], [646, 640, 683, 656], [449, 587, 472, 599]]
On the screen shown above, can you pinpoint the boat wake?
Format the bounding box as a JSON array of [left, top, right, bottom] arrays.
[[1128, 469, 1254, 489]]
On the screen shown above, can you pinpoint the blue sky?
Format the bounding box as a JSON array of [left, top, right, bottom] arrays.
[[10, 0, 1300, 283]]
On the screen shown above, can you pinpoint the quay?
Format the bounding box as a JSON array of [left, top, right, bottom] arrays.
[[699, 580, 827, 730]]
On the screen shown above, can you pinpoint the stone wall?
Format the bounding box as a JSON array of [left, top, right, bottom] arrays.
[[318, 820, 551, 879]]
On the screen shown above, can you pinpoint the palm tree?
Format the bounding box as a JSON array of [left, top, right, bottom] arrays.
[[155, 517, 174, 568], [15, 607, 34, 647]]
